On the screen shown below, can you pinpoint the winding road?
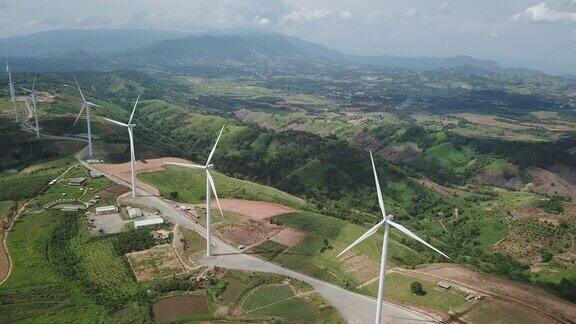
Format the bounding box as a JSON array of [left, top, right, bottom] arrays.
[[10, 108, 435, 323]]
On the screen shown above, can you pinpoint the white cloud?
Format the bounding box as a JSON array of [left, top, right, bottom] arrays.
[[490, 32, 498, 37], [283, 8, 330, 23], [513, 2, 576, 23], [439, 1, 449, 13], [339, 10, 352, 20], [255, 16, 270, 26]]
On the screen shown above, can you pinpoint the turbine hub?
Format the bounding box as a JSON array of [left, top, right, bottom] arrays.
[[386, 214, 394, 221], [206, 164, 214, 170]]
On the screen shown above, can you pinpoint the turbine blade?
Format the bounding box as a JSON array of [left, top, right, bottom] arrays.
[[164, 162, 205, 170], [370, 151, 387, 219], [102, 117, 128, 128], [73, 75, 86, 103], [18, 86, 31, 92], [337, 219, 386, 257], [128, 94, 140, 125], [73, 103, 86, 127], [87, 102, 102, 108], [387, 219, 450, 259], [207, 171, 224, 219], [206, 125, 225, 166]]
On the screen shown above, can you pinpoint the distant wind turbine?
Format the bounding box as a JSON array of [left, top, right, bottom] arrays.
[[5, 55, 18, 122], [19, 74, 40, 138], [72, 76, 101, 157], [102, 95, 140, 197], [164, 125, 226, 257], [338, 151, 449, 324]]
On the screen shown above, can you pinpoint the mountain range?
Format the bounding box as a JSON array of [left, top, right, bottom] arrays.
[[0, 29, 543, 76]]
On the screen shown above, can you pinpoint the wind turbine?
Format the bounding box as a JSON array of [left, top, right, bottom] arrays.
[[164, 126, 225, 257], [101, 95, 140, 197], [338, 151, 449, 324], [5, 55, 18, 122], [19, 74, 40, 138], [72, 76, 101, 157]]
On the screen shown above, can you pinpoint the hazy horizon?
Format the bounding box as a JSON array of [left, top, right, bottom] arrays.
[[1, 0, 575, 74]]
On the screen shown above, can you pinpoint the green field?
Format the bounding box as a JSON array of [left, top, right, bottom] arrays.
[[241, 284, 316, 320], [364, 272, 467, 313], [251, 240, 288, 260], [139, 165, 306, 209]]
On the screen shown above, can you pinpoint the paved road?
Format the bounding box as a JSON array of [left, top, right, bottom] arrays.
[[21, 121, 435, 323]]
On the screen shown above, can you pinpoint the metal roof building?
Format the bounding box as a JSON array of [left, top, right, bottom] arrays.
[[133, 217, 164, 228]]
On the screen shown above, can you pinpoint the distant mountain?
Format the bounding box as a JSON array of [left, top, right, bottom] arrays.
[[0, 29, 547, 76], [0, 29, 189, 57]]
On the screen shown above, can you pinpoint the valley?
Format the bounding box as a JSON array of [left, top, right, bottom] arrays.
[[1, 29, 576, 323]]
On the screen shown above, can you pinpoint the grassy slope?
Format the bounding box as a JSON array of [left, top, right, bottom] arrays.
[[138, 165, 306, 209], [241, 284, 316, 320], [364, 272, 467, 313]]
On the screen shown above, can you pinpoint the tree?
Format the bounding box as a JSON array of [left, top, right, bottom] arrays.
[[541, 250, 553, 263], [410, 281, 424, 295], [169, 191, 179, 200]]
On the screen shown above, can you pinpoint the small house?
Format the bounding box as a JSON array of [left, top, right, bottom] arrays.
[[134, 217, 164, 228], [89, 171, 103, 178], [127, 207, 143, 219], [68, 177, 87, 186], [437, 281, 452, 289], [96, 205, 117, 215]]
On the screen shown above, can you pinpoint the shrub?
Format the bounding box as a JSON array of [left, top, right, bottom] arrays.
[[410, 282, 424, 295]]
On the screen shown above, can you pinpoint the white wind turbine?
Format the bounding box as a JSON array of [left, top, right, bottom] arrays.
[[5, 56, 18, 122], [72, 76, 101, 157], [102, 95, 140, 197], [164, 126, 226, 257], [19, 74, 40, 138], [338, 151, 449, 324]]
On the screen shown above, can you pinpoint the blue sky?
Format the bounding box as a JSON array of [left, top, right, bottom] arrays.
[[0, 0, 575, 73]]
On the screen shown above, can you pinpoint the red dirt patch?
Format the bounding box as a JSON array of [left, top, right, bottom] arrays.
[[285, 123, 306, 132], [380, 142, 422, 163], [200, 199, 296, 220], [270, 227, 307, 247], [97, 184, 130, 199], [92, 157, 189, 196], [217, 218, 282, 247]]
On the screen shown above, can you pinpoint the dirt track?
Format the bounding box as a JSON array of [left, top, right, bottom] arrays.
[[92, 157, 189, 196], [402, 263, 576, 323]]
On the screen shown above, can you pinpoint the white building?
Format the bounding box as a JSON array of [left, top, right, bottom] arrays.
[[127, 207, 143, 219], [134, 217, 164, 228], [96, 205, 117, 215]]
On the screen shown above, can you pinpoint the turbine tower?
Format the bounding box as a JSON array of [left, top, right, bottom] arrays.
[[338, 151, 449, 324], [102, 95, 140, 197], [72, 76, 101, 157], [19, 74, 40, 138], [164, 125, 226, 257], [5, 56, 18, 122]]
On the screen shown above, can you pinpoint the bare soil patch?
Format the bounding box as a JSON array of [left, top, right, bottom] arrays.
[[380, 142, 422, 162], [270, 227, 307, 247], [93, 157, 189, 196], [408, 264, 576, 323], [198, 198, 295, 220], [126, 244, 185, 282], [97, 184, 129, 199], [462, 114, 498, 126], [526, 166, 576, 199], [153, 295, 208, 323], [285, 122, 306, 132], [413, 178, 465, 197], [0, 234, 9, 283], [340, 253, 380, 284], [218, 218, 282, 247]]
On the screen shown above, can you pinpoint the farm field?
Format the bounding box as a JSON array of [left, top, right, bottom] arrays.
[[241, 284, 316, 320], [126, 243, 186, 282]]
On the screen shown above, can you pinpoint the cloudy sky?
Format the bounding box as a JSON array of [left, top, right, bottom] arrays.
[[0, 0, 575, 74]]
